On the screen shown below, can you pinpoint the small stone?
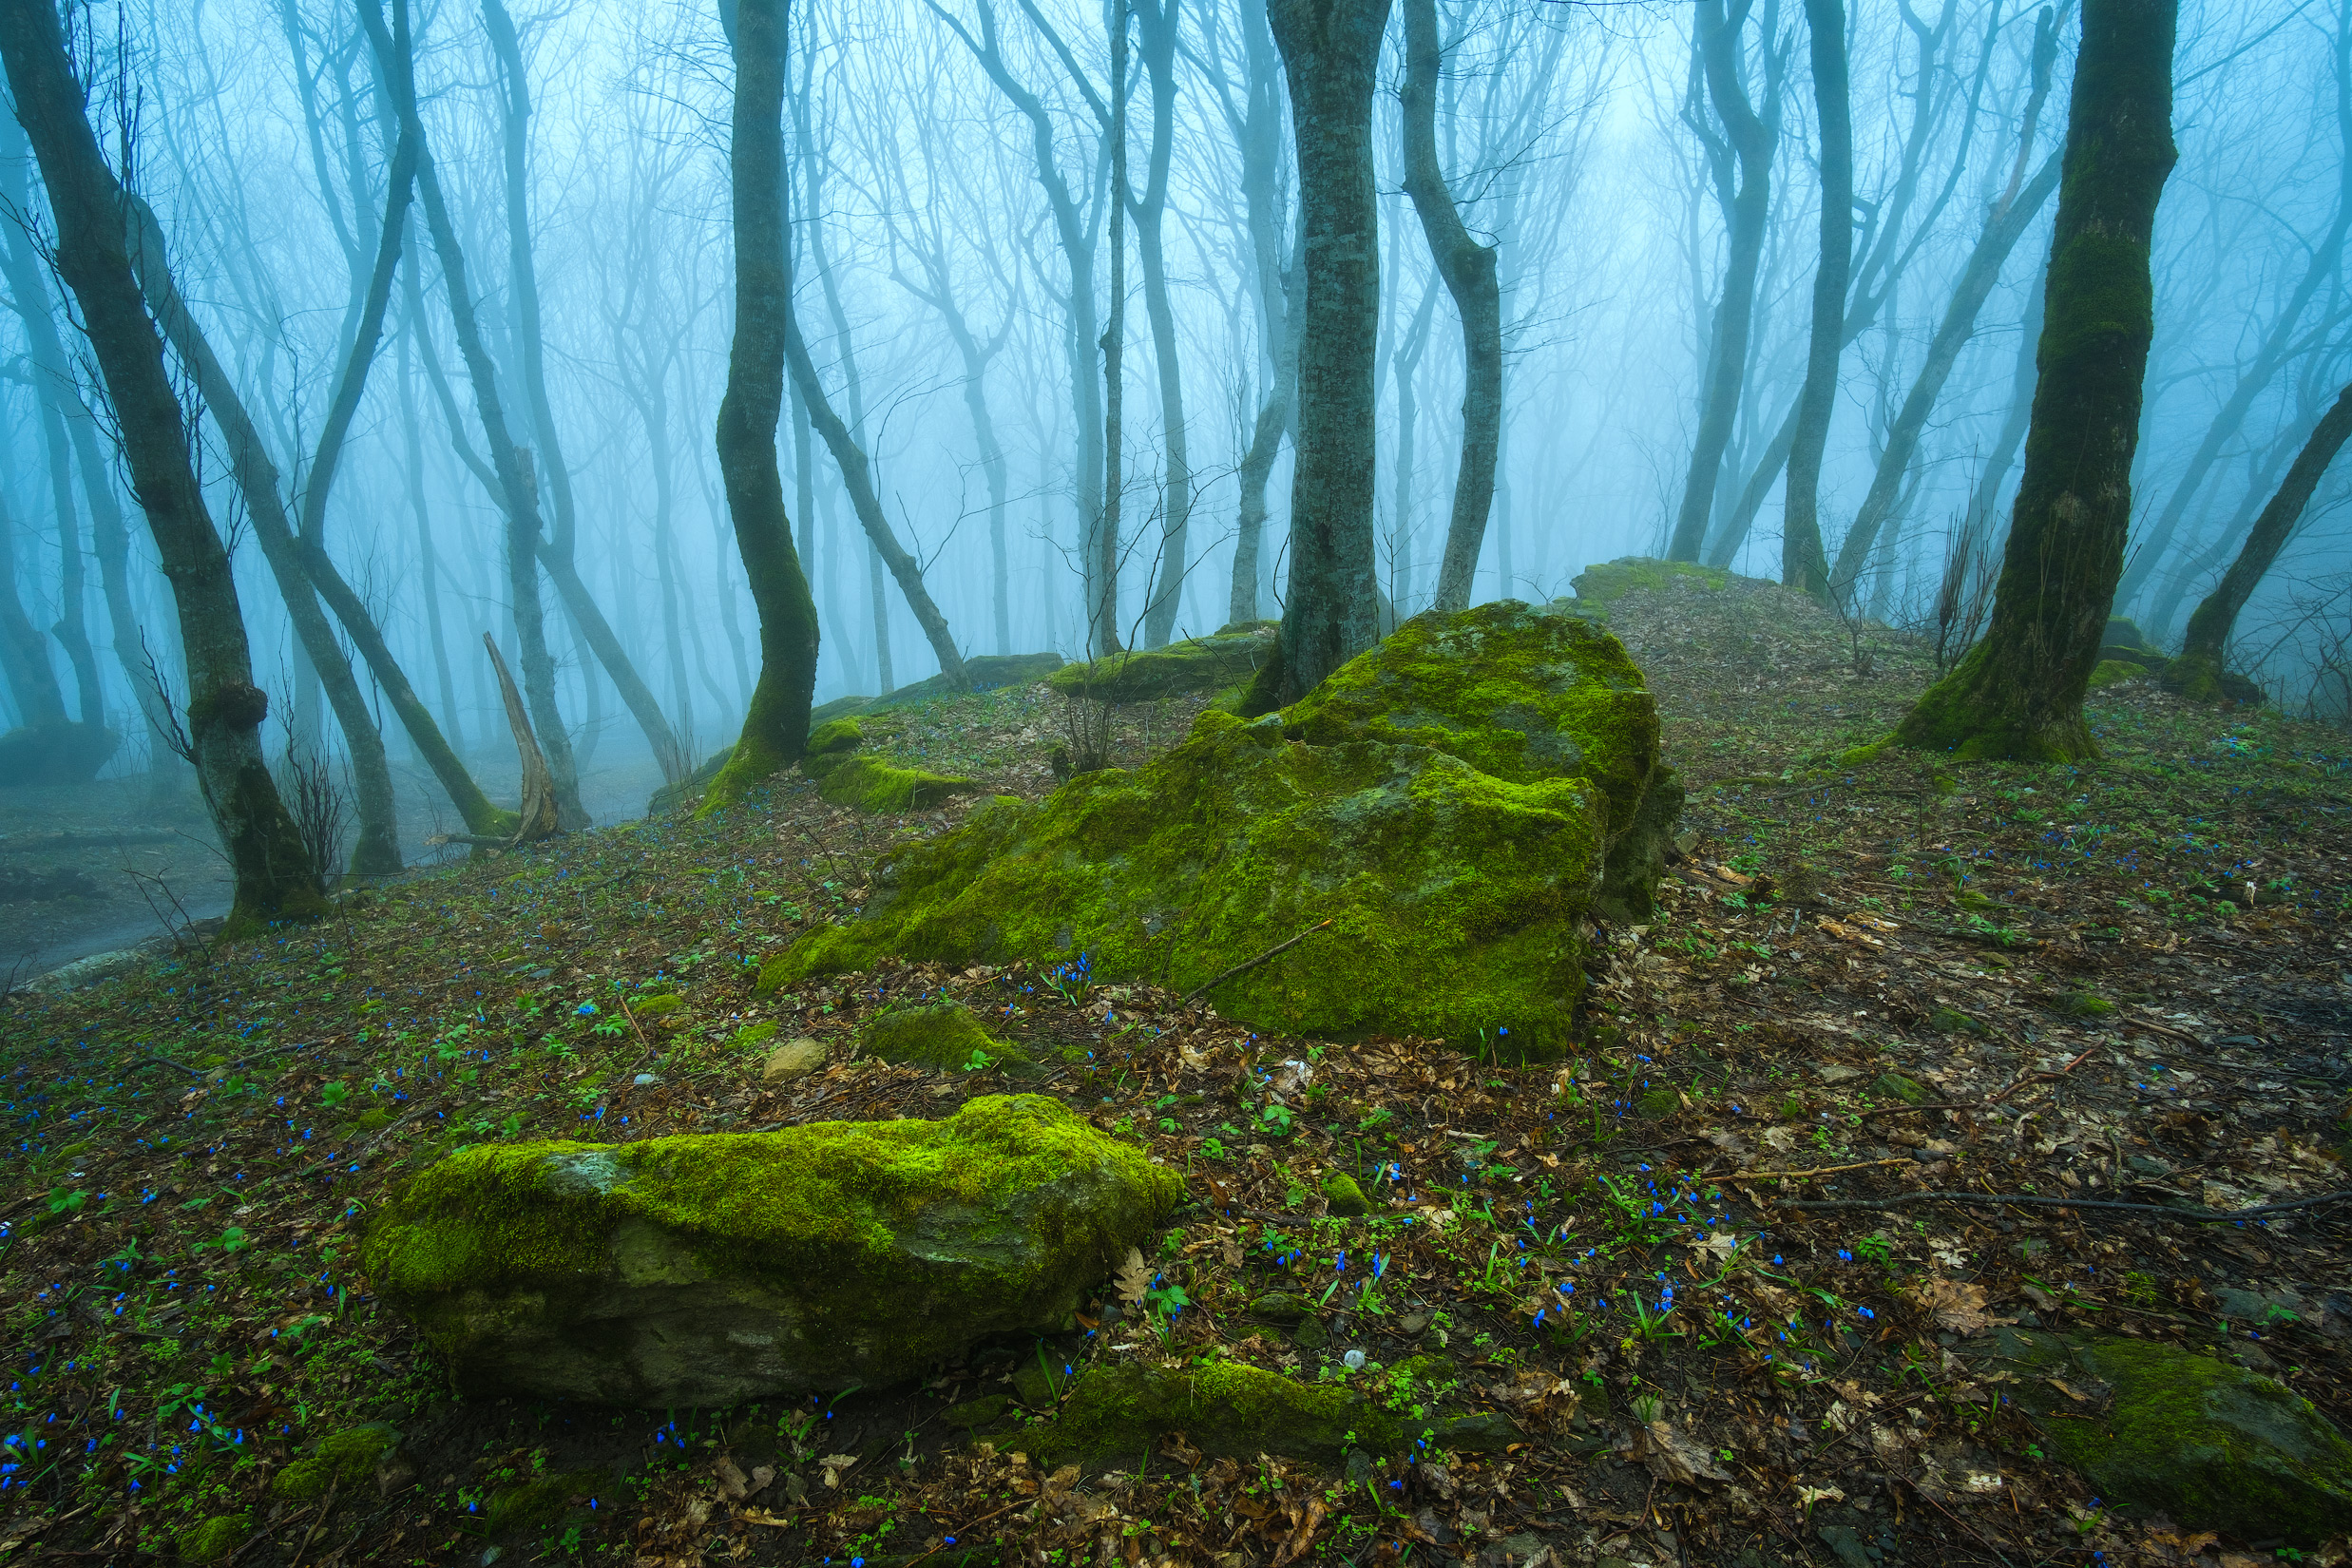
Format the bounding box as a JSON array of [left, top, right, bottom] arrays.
[[1816, 1063, 1864, 1085], [941, 1395, 1011, 1429], [1342, 1349, 1367, 1370], [1345, 1449, 1376, 1485], [1323, 1173, 1371, 1216], [1293, 1317, 1329, 1350], [1010, 1365, 1059, 1409], [761, 1038, 828, 1083], [1248, 1292, 1317, 1324], [632, 1074, 659, 1086], [1635, 1088, 1680, 1119], [1430, 1411, 1518, 1452], [1397, 1311, 1431, 1336], [1872, 1073, 1929, 1106], [1816, 1524, 1872, 1568]]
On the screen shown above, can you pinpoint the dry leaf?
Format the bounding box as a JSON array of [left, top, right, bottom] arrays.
[[712, 1456, 748, 1501], [1113, 1246, 1153, 1307], [1640, 1420, 1733, 1486], [1915, 1277, 2003, 1335], [746, 1465, 774, 1497], [1795, 1483, 1845, 1510], [816, 1453, 858, 1489], [1270, 1493, 1328, 1568]]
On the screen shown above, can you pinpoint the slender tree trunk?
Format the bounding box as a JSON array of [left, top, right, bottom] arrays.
[[1133, 0, 1193, 649], [1389, 282, 1437, 610], [2171, 380, 2352, 698], [397, 289, 463, 749], [1781, 0, 1848, 599], [0, 485, 66, 729], [0, 0, 321, 927], [1268, 0, 1390, 700], [1400, 0, 1501, 614], [1668, 0, 1778, 564], [1227, 0, 1291, 627], [1100, 0, 1131, 657], [1960, 274, 2046, 552], [1891, 0, 2178, 762]]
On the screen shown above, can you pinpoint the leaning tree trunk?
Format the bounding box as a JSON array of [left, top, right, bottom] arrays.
[[1400, 0, 1501, 615], [702, 0, 821, 814], [1890, 0, 2178, 762], [0, 0, 320, 929], [1267, 0, 1391, 701], [2171, 379, 2352, 700], [1781, 0, 1849, 600], [1667, 0, 1777, 564]]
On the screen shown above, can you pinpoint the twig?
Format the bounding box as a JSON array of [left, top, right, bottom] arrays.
[[1182, 919, 1334, 1006], [1985, 1046, 2095, 1105], [286, 1477, 338, 1568], [1775, 1188, 2352, 1223], [1853, 1100, 1979, 1119], [302, 1104, 434, 1177], [1717, 1157, 1916, 1184]]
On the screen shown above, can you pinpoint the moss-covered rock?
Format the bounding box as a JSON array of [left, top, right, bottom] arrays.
[[802, 717, 865, 773], [1046, 626, 1277, 704], [2088, 659, 2146, 690], [177, 1514, 250, 1563], [813, 755, 981, 813], [360, 1096, 1180, 1406], [271, 1424, 402, 1501], [760, 603, 1677, 1060], [1024, 1360, 1404, 1466], [1323, 1173, 1371, 1216], [1565, 558, 1731, 617], [1979, 1327, 2352, 1543], [1872, 1073, 1929, 1105], [857, 1001, 1025, 1070], [486, 1468, 606, 1535]]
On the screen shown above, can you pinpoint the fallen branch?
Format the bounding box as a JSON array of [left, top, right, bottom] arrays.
[[1986, 1045, 2095, 1105], [1775, 1187, 2352, 1223], [1718, 1157, 1916, 1183], [1182, 919, 1333, 1007]]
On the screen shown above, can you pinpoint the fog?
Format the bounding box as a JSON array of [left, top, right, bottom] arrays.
[[1, 0, 2345, 959]]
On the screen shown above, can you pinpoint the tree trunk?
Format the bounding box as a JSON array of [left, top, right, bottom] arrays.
[[1668, 0, 1778, 564], [1227, 0, 1291, 628], [0, 0, 321, 928], [1132, 0, 1194, 649], [1101, 0, 1131, 657], [1891, 0, 2178, 762], [703, 0, 821, 812], [397, 284, 464, 749], [1399, 0, 1501, 614], [1780, 0, 1848, 599], [2172, 380, 2352, 698], [0, 485, 67, 728], [1268, 0, 1390, 700]]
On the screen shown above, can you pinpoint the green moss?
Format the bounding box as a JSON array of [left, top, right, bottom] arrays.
[[271, 1424, 400, 1501], [177, 1514, 250, 1563], [355, 1107, 392, 1132], [731, 1022, 780, 1052], [486, 1468, 604, 1534], [1927, 1005, 1983, 1035], [360, 1096, 1181, 1402], [1568, 557, 1731, 606], [1837, 736, 1897, 767], [2062, 992, 2116, 1019], [1634, 1089, 1680, 1119], [761, 606, 1674, 1060], [858, 1002, 1026, 1070], [1025, 1360, 1405, 1466], [1045, 627, 1276, 703], [1871, 1073, 1929, 1105], [801, 717, 865, 778], [2088, 659, 2146, 690], [814, 755, 980, 813], [633, 994, 684, 1018], [698, 732, 790, 817], [1322, 1174, 1370, 1216]]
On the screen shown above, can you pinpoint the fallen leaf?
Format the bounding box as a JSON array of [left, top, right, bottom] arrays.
[[1915, 1277, 2004, 1335], [1113, 1246, 1153, 1307], [816, 1453, 858, 1489], [1270, 1493, 1328, 1568], [712, 1456, 748, 1501], [1640, 1420, 1733, 1486], [1795, 1483, 1845, 1510], [746, 1465, 774, 1497]]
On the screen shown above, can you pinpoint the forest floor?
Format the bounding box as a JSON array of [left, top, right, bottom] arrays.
[[1, 575, 2348, 1568]]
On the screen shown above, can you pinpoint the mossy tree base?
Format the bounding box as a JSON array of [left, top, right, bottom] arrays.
[[1887, 641, 2099, 763]]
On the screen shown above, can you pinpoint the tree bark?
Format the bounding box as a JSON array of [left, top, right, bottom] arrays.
[[0, 485, 66, 729], [1267, 0, 1391, 701], [1891, 0, 2178, 762], [703, 0, 821, 813], [0, 0, 321, 928], [1132, 0, 1194, 649], [1399, 0, 1500, 615], [1101, 0, 1131, 657], [2171, 380, 2352, 699], [1668, 0, 1779, 564], [1780, 0, 1848, 599], [1226, 0, 1291, 628]]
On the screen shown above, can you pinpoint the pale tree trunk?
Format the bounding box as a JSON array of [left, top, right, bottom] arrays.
[[1101, 0, 1130, 657], [1224, 0, 1292, 628], [1267, 0, 1391, 701], [0, 0, 321, 928], [1133, 0, 1194, 649], [1780, 0, 1847, 599], [1400, 0, 1500, 614], [1892, 0, 2178, 762]]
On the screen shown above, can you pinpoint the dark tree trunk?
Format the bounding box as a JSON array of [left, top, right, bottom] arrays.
[[0, 0, 321, 928], [1668, 0, 1779, 564], [1268, 0, 1391, 700], [1399, 0, 1501, 614], [2172, 380, 2352, 699], [1227, 0, 1291, 628], [1780, 0, 1848, 599], [1892, 0, 2178, 761], [0, 486, 67, 728], [703, 0, 821, 813]]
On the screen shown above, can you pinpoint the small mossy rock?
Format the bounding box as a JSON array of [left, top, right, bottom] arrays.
[[1011, 1363, 1060, 1409], [487, 1468, 605, 1535], [1981, 1327, 2352, 1543], [1248, 1292, 1318, 1324], [1566, 557, 1731, 613], [2099, 618, 2167, 670], [1635, 1089, 1681, 1119], [354, 1107, 393, 1133], [1323, 1174, 1370, 1217], [1430, 1411, 1519, 1453], [1872, 1073, 1929, 1106], [815, 755, 981, 813], [2089, 659, 2146, 690], [765, 602, 1676, 1059], [733, 1021, 780, 1052], [1928, 1005, 1985, 1035], [1046, 627, 1278, 704], [761, 1038, 828, 1083], [178, 1514, 250, 1564], [799, 717, 866, 782], [1025, 1360, 1402, 1466], [272, 1424, 401, 1501], [360, 1096, 1181, 1406], [633, 993, 684, 1019], [858, 1002, 1025, 1070], [941, 1393, 1012, 1429]]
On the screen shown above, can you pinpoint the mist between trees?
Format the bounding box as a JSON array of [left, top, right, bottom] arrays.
[[0, 0, 2344, 910]]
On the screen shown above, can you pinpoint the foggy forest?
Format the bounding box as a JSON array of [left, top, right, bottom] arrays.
[[2, 0, 2351, 1562]]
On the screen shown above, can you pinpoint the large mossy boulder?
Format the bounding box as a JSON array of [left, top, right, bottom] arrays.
[[1045, 624, 1277, 704], [761, 602, 1679, 1060], [798, 717, 980, 813], [1982, 1327, 2352, 1543], [1562, 558, 1730, 619], [360, 1096, 1180, 1406]]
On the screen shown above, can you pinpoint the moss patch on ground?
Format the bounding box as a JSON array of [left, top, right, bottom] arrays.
[[796, 717, 981, 813], [1565, 558, 1732, 616], [1025, 1360, 1405, 1465], [857, 1000, 1028, 1070], [270, 1424, 401, 1501], [1045, 626, 1278, 704]]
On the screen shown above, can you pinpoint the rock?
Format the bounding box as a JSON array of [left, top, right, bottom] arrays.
[[0, 720, 118, 788], [1978, 1326, 2352, 1543], [1046, 626, 1277, 703], [361, 1095, 1181, 1405], [1323, 1174, 1371, 1216], [1247, 1292, 1317, 1324], [1635, 1088, 1681, 1119], [940, 1394, 1012, 1429], [272, 1424, 403, 1501], [1431, 1411, 1519, 1453], [177, 1514, 250, 1564], [764, 603, 1680, 1060], [855, 1001, 1026, 1070], [1816, 1063, 1864, 1085], [794, 717, 979, 813], [1484, 1534, 1550, 1568], [1926, 1006, 1982, 1035], [2089, 659, 2148, 690], [761, 1038, 829, 1083], [1025, 1359, 1405, 1465], [1011, 1363, 1060, 1408], [2099, 618, 2168, 672], [1561, 557, 1731, 619], [1292, 1317, 1330, 1350], [1815, 1524, 1872, 1568], [486, 1469, 604, 1534], [1872, 1073, 1930, 1105], [1397, 1310, 1431, 1337]]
